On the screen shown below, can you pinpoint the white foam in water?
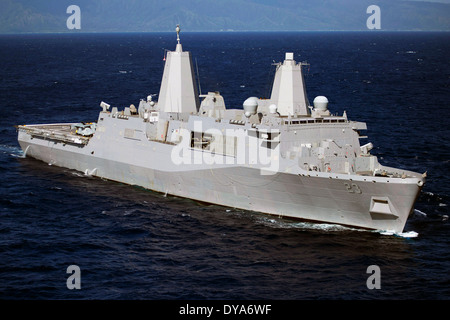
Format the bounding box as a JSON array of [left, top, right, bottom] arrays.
[[414, 208, 427, 217], [70, 171, 85, 177], [379, 229, 419, 238], [258, 215, 419, 237], [257, 216, 363, 232], [292, 222, 358, 232], [379, 230, 396, 236], [398, 231, 419, 238], [1, 144, 25, 158]]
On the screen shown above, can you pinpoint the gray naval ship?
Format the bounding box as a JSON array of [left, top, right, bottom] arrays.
[[17, 26, 426, 234]]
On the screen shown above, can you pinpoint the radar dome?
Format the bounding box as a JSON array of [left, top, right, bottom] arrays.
[[243, 97, 258, 117], [313, 96, 329, 111], [269, 104, 278, 114]]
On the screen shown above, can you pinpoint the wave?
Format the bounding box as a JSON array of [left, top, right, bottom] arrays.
[[252, 213, 423, 238], [254, 215, 365, 233], [0, 144, 25, 158], [414, 208, 428, 217]]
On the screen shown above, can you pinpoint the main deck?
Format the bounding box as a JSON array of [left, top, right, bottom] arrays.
[[16, 123, 93, 146]]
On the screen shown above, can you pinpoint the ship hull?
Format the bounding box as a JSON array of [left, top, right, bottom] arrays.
[[18, 128, 422, 233]]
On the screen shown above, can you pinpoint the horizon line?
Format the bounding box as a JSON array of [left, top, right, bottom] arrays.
[[1, 29, 449, 35]]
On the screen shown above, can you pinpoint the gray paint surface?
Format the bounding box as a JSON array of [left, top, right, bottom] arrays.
[[17, 27, 425, 234]]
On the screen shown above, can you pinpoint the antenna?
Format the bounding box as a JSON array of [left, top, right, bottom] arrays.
[[176, 24, 181, 44], [263, 62, 277, 99], [195, 58, 202, 95]]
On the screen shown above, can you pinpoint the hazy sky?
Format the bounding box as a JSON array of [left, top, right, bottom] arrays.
[[409, 0, 450, 2]]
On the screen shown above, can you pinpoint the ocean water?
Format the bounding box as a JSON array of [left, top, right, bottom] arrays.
[[0, 32, 449, 302]]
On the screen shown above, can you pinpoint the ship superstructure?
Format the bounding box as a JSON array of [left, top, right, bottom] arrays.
[[17, 26, 425, 233]]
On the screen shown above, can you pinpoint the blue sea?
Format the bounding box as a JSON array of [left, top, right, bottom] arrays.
[[0, 31, 449, 306]]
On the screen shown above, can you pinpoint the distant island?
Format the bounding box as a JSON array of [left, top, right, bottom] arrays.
[[1, 0, 449, 33]]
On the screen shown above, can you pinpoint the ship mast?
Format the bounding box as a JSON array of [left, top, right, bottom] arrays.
[[157, 25, 200, 114], [269, 53, 310, 116]]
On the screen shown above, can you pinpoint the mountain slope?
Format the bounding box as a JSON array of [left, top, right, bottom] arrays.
[[0, 0, 449, 33]]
